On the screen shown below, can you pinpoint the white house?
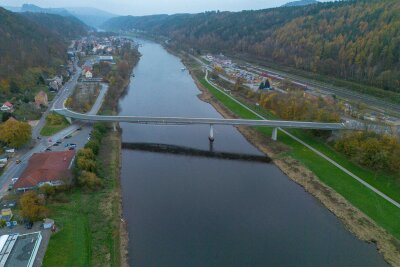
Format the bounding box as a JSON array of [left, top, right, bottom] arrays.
[[85, 71, 93, 79], [1, 102, 13, 112]]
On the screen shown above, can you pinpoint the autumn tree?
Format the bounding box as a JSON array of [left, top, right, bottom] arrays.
[[20, 191, 49, 222], [0, 119, 32, 147], [78, 171, 102, 190]]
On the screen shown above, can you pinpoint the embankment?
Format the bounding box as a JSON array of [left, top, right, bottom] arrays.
[[185, 59, 400, 267]]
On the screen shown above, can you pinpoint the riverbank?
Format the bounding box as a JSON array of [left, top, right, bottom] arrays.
[[43, 45, 140, 266], [184, 58, 400, 266]]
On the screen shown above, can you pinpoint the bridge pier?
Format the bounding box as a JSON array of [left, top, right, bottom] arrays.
[[113, 122, 117, 132], [272, 127, 278, 141], [208, 124, 214, 142], [65, 117, 72, 124]]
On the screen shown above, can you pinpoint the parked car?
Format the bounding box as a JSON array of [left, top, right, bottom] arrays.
[[65, 135, 72, 139], [56, 140, 62, 144], [45, 148, 52, 151], [15, 160, 21, 164], [77, 127, 82, 131], [69, 143, 77, 148], [68, 147, 75, 150]]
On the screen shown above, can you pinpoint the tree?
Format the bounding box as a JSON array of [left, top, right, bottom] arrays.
[[77, 157, 97, 172], [77, 148, 96, 160], [258, 81, 265, 90], [78, 171, 102, 190], [264, 79, 271, 88], [9, 80, 20, 94], [20, 191, 49, 222], [0, 120, 32, 147], [1, 112, 13, 122]]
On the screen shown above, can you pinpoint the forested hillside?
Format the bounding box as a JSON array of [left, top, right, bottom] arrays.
[[103, 0, 400, 93], [22, 12, 90, 39], [0, 8, 88, 87]]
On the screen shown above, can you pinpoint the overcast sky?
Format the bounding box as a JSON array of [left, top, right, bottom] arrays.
[[0, 0, 332, 16]]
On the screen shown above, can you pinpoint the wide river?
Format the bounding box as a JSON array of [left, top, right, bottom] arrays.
[[119, 39, 387, 266]]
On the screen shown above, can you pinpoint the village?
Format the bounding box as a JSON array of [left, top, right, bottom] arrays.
[[202, 53, 400, 136], [0, 34, 136, 266]]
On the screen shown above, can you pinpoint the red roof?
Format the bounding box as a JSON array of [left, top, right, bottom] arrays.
[[3, 101, 13, 107], [14, 151, 75, 189]]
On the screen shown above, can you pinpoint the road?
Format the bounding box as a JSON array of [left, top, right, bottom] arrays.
[[203, 69, 400, 209], [240, 61, 400, 114], [54, 108, 346, 130], [0, 63, 107, 197]]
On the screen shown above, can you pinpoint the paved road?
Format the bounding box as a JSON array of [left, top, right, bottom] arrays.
[[0, 66, 107, 197], [54, 108, 346, 130], [204, 69, 400, 209]]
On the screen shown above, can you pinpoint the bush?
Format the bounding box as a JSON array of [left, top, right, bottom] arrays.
[[78, 171, 102, 190]]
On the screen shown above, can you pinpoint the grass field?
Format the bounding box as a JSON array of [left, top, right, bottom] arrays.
[[40, 115, 70, 136], [42, 131, 122, 267], [198, 75, 400, 240]]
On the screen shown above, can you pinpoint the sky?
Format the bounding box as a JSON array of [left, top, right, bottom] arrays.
[[0, 0, 331, 16]]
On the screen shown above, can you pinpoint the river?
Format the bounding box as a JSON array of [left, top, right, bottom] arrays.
[[119, 39, 387, 266]]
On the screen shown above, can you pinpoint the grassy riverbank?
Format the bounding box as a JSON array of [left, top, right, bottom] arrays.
[[42, 130, 122, 267], [183, 56, 400, 264]]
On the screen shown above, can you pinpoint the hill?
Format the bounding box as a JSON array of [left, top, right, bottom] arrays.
[[66, 7, 116, 28], [0, 7, 88, 92], [22, 12, 90, 39], [20, 4, 71, 16], [282, 0, 319, 7], [103, 0, 400, 94]]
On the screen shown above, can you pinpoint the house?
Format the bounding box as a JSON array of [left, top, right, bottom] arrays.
[[35, 91, 48, 107], [85, 70, 93, 79], [98, 55, 114, 63], [48, 76, 63, 92], [1, 102, 13, 112], [13, 151, 76, 192]]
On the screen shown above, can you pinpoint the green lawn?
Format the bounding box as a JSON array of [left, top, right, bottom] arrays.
[[199, 76, 400, 240], [40, 116, 70, 136], [43, 132, 121, 267]]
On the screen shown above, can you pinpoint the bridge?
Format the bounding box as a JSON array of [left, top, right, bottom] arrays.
[[54, 108, 349, 141]]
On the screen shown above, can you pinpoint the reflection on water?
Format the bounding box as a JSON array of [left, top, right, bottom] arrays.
[[122, 142, 271, 163], [119, 39, 388, 267]]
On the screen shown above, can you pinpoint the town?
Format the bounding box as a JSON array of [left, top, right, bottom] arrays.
[[0, 34, 137, 266]]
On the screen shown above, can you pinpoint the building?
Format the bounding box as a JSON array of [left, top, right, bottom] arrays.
[[13, 151, 76, 192], [0, 232, 42, 267], [85, 70, 93, 79], [1, 102, 13, 112], [34, 91, 48, 107], [99, 55, 114, 63]]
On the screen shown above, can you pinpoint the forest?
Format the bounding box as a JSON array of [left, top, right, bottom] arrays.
[[0, 8, 88, 90], [103, 0, 400, 94]]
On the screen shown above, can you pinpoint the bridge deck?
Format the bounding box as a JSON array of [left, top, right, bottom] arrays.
[[54, 108, 347, 130]]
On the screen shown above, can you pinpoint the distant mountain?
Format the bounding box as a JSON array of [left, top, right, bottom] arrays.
[[0, 7, 88, 83], [103, 0, 400, 94], [282, 0, 319, 7], [0, 4, 116, 28], [65, 7, 116, 28], [20, 4, 71, 16]]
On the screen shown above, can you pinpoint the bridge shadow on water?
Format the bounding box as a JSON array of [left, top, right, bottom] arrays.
[[121, 142, 271, 163]]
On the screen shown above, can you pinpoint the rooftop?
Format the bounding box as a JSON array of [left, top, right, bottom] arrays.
[[14, 151, 75, 190]]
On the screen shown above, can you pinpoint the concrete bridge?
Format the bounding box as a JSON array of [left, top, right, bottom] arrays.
[[54, 108, 348, 141]]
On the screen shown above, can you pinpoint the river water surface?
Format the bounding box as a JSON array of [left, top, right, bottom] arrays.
[[119, 39, 387, 266]]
